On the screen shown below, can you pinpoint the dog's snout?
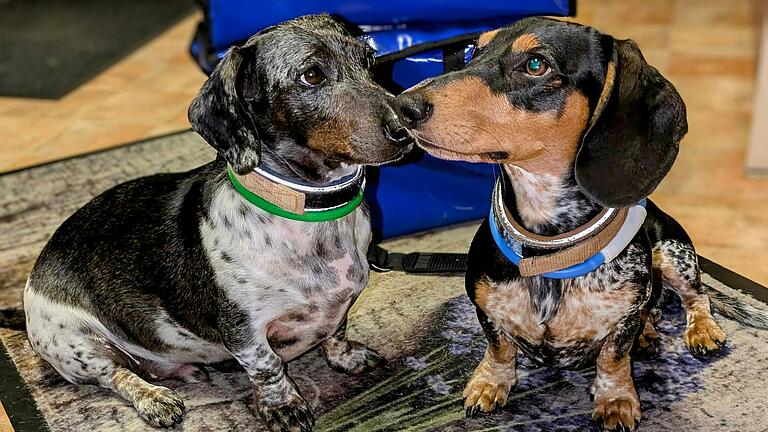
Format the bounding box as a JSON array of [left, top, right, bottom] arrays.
[[397, 93, 433, 128], [383, 120, 413, 147]]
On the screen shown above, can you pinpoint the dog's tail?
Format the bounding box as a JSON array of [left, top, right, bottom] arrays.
[[703, 280, 768, 330], [0, 309, 26, 331]]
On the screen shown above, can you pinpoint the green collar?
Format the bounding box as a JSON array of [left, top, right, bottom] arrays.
[[226, 166, 364, 222]]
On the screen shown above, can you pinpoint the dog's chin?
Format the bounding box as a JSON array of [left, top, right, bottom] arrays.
[[368, 147, 413, 166], [345, 144, 414, 166]]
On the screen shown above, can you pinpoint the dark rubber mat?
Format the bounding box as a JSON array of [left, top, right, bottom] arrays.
[[0, 0, 195, 99]]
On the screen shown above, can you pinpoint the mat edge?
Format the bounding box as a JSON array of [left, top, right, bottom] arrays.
[[0, 337, 49, 432], [0, 128, 194, 177]]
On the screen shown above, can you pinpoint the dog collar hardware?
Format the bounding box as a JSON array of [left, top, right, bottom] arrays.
[[490, 178, 647, 279], [227, 164, 365, 222]]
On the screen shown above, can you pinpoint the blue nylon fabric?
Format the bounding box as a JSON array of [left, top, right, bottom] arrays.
[[488, 199, 648, 279], [205, 1, 572, 50], [488, 210, 607, 279]]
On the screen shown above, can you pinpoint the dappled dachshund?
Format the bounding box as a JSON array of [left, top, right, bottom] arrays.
[[397, 17, 768, 431], [23, 15, 412, 431]]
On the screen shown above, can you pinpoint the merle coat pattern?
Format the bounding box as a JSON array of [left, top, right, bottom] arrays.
[[23, 15, 412, 432], [396, 17, 731, 431]]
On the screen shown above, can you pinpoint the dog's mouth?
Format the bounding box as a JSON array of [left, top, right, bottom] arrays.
[[411, 133, 476, 158], [411, 133, 510, 163], [363, 143, 415, 166], [329, 142, 414, 167]]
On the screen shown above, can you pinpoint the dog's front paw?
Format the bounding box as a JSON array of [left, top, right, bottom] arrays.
[[323, 340, 386, 375], [462, 365, 517, 417], [684, 314, 726, 356], [592, 395, 641, 431], [258, 394, 315, 432], [134, 386, 185, 428]]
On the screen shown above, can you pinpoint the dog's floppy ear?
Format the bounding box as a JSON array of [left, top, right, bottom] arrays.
[[574, 37, 687, 207], [188, 45, 263, 174]]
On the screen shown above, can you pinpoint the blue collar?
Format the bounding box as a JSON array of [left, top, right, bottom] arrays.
[[489, 186, 647, 279]]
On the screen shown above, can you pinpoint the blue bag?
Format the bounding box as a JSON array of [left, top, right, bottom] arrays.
[[190, 0, 574, 239]]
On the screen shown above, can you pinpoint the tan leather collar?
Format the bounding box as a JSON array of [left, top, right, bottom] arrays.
[[227, 164, 364, 220], [231, 169, 308, 213], [517, 208, 628, 277], [491, 179, 629, 277]]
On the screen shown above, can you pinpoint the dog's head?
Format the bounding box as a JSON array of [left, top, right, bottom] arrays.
[[396, 17, 687, 207], [189, 14, 412, 181]]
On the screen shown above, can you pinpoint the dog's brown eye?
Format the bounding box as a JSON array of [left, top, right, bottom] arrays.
[[525, 56, 550, 77], [300, 66, 325, 87]]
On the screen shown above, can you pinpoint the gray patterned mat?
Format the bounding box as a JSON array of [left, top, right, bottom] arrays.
[[1, 131, 767, 431]]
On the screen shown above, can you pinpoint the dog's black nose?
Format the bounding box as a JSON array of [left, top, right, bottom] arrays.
[[397, 93, 433, 128], [383, 121, 413, 147]]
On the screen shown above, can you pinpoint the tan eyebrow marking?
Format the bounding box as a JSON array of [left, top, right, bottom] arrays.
[[511, 34, 540, 52], [477, 29, 500, 48]]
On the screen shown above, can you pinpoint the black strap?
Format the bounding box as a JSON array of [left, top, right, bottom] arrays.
[[367, 244, 468, 274], [442, 42, 469, 72], [373, 32, 481, 67]]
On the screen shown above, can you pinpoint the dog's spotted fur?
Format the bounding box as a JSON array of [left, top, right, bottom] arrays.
[[24, 15, 412, 432], [398, 17, 726, 431]]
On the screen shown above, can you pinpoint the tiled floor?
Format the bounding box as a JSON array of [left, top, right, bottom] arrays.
[[0, 1, 766, 288]]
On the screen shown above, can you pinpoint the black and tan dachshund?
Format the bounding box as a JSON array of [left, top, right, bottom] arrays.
[[397, 17, 768, 431]]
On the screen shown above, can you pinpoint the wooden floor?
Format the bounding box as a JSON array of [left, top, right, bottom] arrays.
[[0, 12, 205, 173], [0, 1, 766, 287]]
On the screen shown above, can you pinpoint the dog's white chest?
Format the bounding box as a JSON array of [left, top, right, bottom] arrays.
[[266, 251, 365, 360], [202, 189, 372, 360]]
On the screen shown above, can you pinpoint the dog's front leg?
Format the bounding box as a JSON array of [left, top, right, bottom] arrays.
[[320, 319, 386, 375], [463, 310, 518, 417], [229, 335, 314, 432], [592, 316, 642, 431]]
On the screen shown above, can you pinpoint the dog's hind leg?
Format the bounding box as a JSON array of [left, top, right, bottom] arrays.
[[654, 238, 726, 355], [24, 287, 185, 428], [635, 308, 661, 356], [321, 320, 386, 375], [104, 367, 186, 428], [645, 201, 727, 356], [46, 347, 186, 428]]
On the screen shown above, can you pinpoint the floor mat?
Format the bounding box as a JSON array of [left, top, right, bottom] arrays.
[[1, 131, 767, 431], [0, 0, 195, 99]]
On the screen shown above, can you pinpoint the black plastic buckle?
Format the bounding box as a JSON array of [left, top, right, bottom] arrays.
[[367, 244, 395, 272]]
